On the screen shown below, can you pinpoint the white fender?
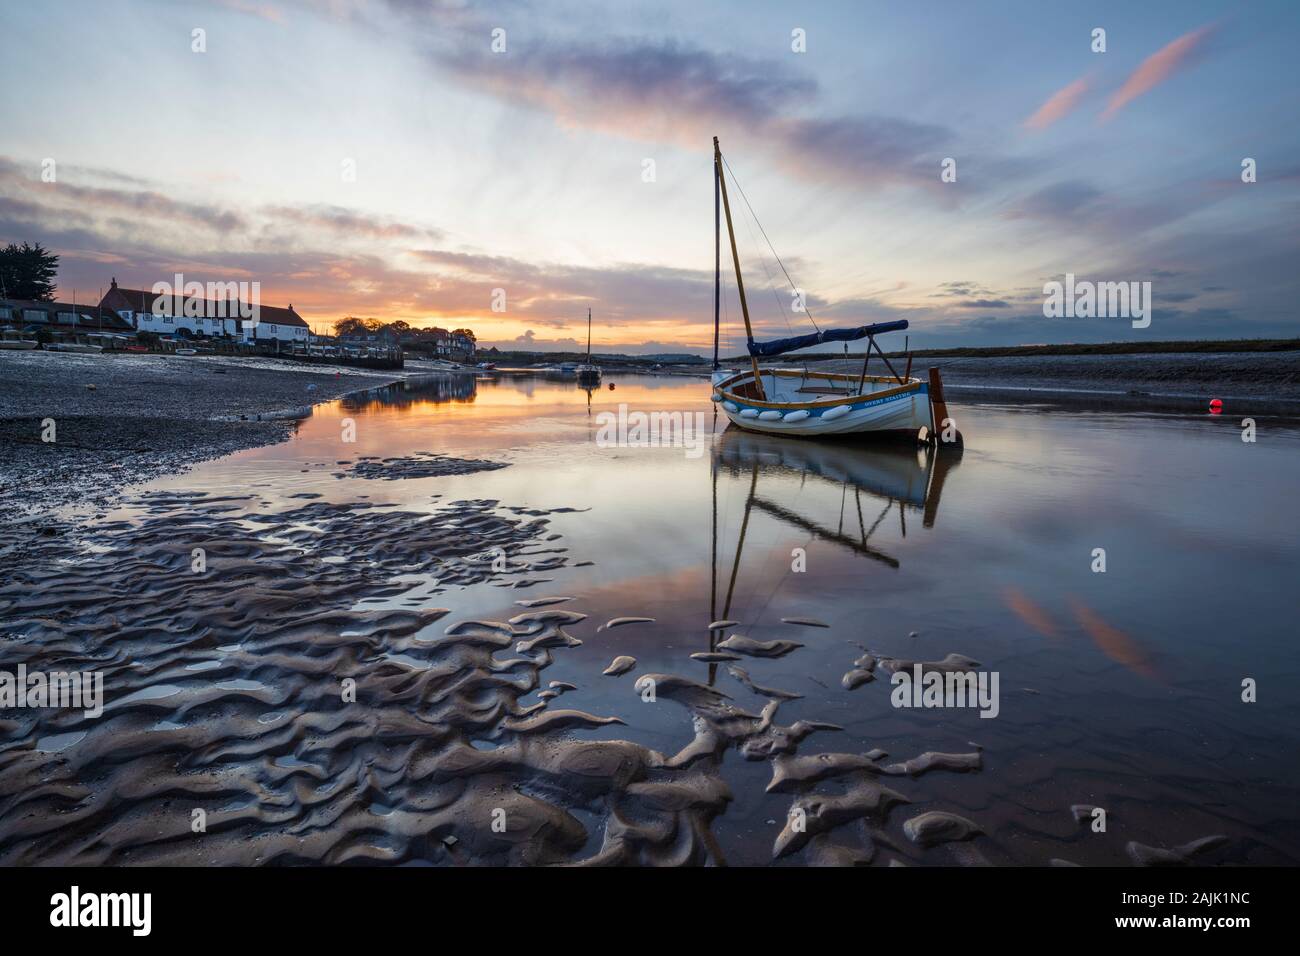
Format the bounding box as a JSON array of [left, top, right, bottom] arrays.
[[710, 393, 723, 402], [739, 408, 759, 419], [783, 409, 811, 423], [723, 401, 739, 413], [821, 404, 853, 421], [758, 410, 783, 421]]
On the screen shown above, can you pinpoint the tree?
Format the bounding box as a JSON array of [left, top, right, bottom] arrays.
[[333, 316, 368, 337], [0, 241, 58, 301]]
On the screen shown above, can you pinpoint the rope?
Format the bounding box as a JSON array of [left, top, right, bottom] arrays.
[[737, 198, 796, 336], [721, 154, 820, 333]]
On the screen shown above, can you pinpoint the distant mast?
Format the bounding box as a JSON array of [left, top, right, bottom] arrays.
[[586, 307, 592, 362]]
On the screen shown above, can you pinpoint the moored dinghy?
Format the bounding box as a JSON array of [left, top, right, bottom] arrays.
[[707, 136, 956, 442], [713, 325, 933, 437]]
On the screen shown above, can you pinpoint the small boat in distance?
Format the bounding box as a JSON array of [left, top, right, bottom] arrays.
[[576, 307, 601, 385], [709, 136, 958, 443]]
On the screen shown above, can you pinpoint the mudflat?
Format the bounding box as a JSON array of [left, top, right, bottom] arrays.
[[0, 351, 403, 517]]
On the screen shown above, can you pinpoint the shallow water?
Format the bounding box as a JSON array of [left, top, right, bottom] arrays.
[[3, 372, 1298, 866]]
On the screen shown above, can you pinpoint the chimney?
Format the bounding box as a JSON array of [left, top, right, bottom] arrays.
[[110, 277, 117, 289]]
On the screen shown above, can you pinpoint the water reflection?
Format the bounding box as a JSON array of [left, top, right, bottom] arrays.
[[702, 427, 964, 683], [339, 373, 480, 412]]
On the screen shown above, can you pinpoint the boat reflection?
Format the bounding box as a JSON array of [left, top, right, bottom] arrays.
[[714, 426, 962, 537], [706, 426, 962, 681]]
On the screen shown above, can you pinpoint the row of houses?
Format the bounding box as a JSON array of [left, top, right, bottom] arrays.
[[332, 325, 476, 361], [0, 298, 135, 350], [0, 277, 478, 360], [397, 327, 476, 359]]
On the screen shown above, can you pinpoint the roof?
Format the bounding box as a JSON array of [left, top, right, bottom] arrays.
[[1, 298, 133, 332], [101, 280, 309, 328]]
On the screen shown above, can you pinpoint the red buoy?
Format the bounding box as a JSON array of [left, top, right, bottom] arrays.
[[1209, 398, 1223, 414]]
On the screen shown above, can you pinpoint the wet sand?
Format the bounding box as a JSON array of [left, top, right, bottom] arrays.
[[2, 369, 1298, 867], [0, 487, 1009, 866], [0, 350, 407, 519]]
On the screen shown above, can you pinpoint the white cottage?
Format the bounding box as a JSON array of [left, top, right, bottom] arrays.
[[100, 278, 311, 346]]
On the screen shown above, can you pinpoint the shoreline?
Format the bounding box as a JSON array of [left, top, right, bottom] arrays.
[[0, 350, 418, 520], [6, 347, 1298, 522]]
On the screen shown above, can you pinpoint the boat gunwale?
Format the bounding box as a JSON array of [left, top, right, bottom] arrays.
[[715, 368, 925, 411]]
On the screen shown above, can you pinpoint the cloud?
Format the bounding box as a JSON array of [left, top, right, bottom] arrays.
[[497, 329, 584, 351], [1101, 25, 1217, 122], [262, 204, 439, 242], [959, 299, 1011, 309], [215, 0, 287, 23], [1024, 76, 1090, 130], [440, 38, 815, 145], [762, 114, 950, 190], [434, 35, 952, 192], [0, 155, 723, 335], [0, 157, 246, 235], [1002, 180, 1102, 221]]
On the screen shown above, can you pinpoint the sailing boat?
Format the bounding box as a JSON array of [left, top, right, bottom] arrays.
[[576, 307, 601, 385], [710, 136, 955, 442]]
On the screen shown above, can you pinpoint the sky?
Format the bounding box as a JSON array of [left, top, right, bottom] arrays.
[[1, 0, 1297, 353]]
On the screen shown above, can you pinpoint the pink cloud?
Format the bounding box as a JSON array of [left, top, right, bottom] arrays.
[[1024, 76, 1091, 130], [1101, 25, 1216, 122]]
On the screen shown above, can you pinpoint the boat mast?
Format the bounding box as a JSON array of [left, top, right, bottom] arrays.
[[586, 307, 592, 362], [714, 136, 765, 399], [713, 148, 720, 371]]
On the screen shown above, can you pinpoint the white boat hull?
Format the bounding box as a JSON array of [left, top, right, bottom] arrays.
[[715, 369, 931, 438]]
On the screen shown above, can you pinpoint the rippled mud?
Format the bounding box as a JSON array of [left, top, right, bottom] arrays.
[[340, 452, 508, 481], [0, 490, 1237, 866]]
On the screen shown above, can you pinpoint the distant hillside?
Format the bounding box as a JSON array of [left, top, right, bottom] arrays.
[[489, 350, 707, 365]]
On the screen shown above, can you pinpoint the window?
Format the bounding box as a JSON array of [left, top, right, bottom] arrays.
[[23, 309, 47, 323], [0, 307, 11, 320]]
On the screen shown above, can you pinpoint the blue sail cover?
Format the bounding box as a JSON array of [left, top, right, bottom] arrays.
[[747, 320, 909, 358]]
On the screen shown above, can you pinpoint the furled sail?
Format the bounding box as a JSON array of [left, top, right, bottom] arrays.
[[747, 320, 908, 358]]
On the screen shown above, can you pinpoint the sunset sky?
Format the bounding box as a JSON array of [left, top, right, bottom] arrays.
[[2, 0, 1297, 353]]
